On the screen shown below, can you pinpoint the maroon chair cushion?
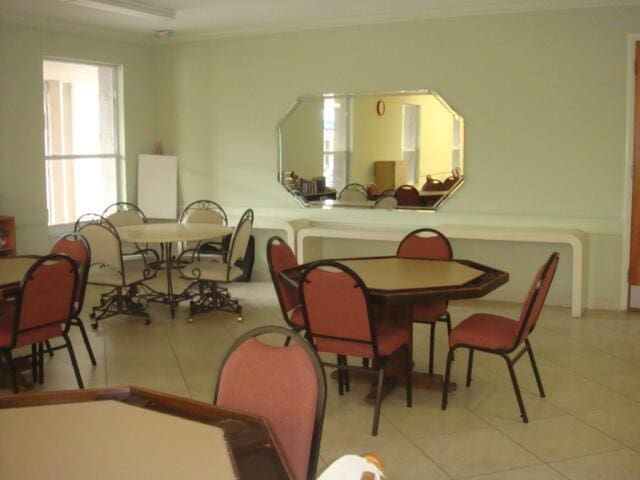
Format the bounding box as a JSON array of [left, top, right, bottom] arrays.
[[0, 303, 62, 348], [517, 255, 559, 341], [216, 338, 319, 480], [395, 186, 421, 206], [410, 300, 448, 324], [315, 321, 410, 358], [449, 313, 519, 350], [269, 240, 300, 313]]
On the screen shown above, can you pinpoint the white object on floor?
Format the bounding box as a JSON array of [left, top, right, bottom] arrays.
[[318, 455, 384, 480]]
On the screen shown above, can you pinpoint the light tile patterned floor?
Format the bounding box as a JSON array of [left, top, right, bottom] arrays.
[[3, 280, 640, 479]]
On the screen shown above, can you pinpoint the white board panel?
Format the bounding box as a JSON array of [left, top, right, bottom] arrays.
[[137, 154, 178, 219]]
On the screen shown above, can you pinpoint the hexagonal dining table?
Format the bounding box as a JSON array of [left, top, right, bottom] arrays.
[[281, 256, 509, 397]]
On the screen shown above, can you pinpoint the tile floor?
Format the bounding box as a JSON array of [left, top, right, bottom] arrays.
[[3, 278, 640, 479]]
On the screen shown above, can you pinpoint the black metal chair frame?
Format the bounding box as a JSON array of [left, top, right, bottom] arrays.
[[45, 233, 97, 367], [102, 202, 159, 259], [397, 228, 454, 376], [178, 209, 253, 321], [299, 260, 412, 436], [0, 254, 84, 393], [338, 183, 368, 201], [267, 236, 304, 342], [75, 213, 157, 329], [441, 252, 559, 423], [214, 326, 326, 480]]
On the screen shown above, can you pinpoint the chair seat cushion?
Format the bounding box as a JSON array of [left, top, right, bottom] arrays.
[[411, 300, 448, 323], [0, 303, 62, 348], [182, 260, 243, 283], [315, 322, 410, 358], [449, 313, 519, 351], [287, 306, 305, 329], [88, 259, 151, 287]]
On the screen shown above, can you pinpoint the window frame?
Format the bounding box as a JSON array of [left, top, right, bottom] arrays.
[[43, 57, 123, 227]]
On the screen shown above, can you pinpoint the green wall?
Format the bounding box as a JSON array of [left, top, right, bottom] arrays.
[[1, 6, 638, 310], [0, 21, 156, 252]]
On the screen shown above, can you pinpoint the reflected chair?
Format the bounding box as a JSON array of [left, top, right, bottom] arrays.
[[215, 326, 326, 480], [373, 195, 397, 209], [397, 228, 453, 375], [395, 185, 421, 206], [339, 185, 368, 203], [179, 209, 253, 321], [267, 236, 305, 340], [300, 261, 412, 436], [47, 233, 96, 366], [442, 252, 560, 423], [75, 214, 157, 329], [366, 183, 381, 200], [102, 202, 158, 258], [0, 254, 84, 393]]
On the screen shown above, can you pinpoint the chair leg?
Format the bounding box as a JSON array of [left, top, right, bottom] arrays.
[[466, 349, 474, 387], [441, 348, 454, 410], [38, 343, 44, 384], [341, 356, 350, 392], [2, 350, 19, 394], [405, 345, 413, 408], [283, 336, 292, 347], [372, 368, 385, 436], [428, 322, 436, 375], [526, 339, 545, 398], [336, 356, 344, 396], [75, 317, 97, 366], [441, 313, 454, 361], [46, 340, 54, 357], [503, 354, 528, 423], [63, 334, 84, 389], [31, 344, 38, 383]]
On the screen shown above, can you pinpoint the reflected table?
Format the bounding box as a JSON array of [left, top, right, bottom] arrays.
[[0, 386, 293, 480], [281, 256, 509, 396], [118, 223, 233, 318]]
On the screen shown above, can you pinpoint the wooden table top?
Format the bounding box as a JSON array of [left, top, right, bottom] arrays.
[[0, 387, 293, 480], [117, 223, 233, 244], [282, 256, 509, 305], [0, 256, 38, 288]]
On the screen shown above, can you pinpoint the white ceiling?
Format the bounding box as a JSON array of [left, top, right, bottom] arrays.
[[1, 0, 639, 40]]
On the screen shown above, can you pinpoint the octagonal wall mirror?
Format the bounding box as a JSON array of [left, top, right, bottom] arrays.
[[277, 90, 464, 210]]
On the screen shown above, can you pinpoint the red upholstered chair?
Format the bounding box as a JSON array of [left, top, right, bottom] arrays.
[[267, 236, 305, 340], [300, 261, 412, 436], [397, 228, 453, 375], [442, 252, 560, 423], [215, 326, 326, 480], [0, 254, 84, 393], [395, 185, 421, 206], [46, 233, 96, 366], [366, 183, 381, 200]]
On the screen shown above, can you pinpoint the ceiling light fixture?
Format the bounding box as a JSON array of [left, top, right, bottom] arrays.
[[62, 0, 175, 21]]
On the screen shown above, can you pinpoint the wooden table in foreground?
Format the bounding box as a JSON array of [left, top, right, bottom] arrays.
[[0, 387, 293, 480], [0, 256, 38, 289], [281, 256, 509, 396]]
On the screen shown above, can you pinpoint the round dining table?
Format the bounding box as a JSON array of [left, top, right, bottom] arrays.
[[117, 223, 234, 318], [0, 257, 38, 289]]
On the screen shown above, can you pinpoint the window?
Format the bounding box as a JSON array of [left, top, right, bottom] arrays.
[[43, 60, 120, 225], [401, 104, 420, 185], [323, 98, 349, 192]]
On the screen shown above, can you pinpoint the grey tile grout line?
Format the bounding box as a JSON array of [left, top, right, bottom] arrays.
[[162, 318, 193, 399], [544, 446, 636, 475]]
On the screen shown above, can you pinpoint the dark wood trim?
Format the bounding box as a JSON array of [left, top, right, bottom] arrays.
[[0, 386, 293, 480]]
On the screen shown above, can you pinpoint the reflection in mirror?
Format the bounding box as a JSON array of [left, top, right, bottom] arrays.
[[278, 91, 464, 210]]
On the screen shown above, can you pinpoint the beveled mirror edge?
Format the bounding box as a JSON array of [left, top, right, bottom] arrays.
[[276, 89, 465, 211]]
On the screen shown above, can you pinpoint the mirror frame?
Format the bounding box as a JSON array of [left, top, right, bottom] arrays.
[[277, 89, 464, 211]]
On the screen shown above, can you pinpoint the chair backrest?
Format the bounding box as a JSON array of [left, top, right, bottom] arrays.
[[395, 185, 421, 206], [102, 202, 147, 227], [339, 189, 368, 203], [396, 228, 452, 260], [179, 200, 228, 226], [514, 252, 560, 346], [299, 261, 380, 358], [366, 183, 381, 199], [267, 236, 300, 325], [215, 326, 326, 480], [340, 183, 367, 195], [50, 232, 91, 315], [75, 214, 124, 276], [227, 209, 254, 272], [373, 195, 397, 209], [8, 254, 78, 348]]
